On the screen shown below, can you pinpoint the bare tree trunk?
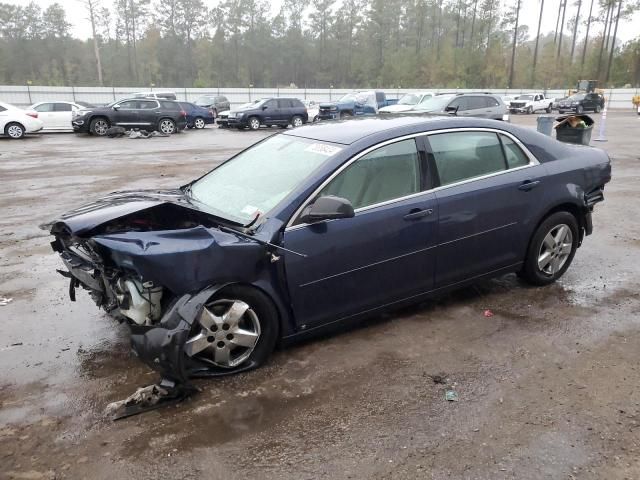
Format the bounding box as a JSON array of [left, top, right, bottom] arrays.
[[532, 0, 545, 85], [508, 0, 521, 88], [84, 0, 104, 86], [557, 0, 567, 58], [581, 0, 595, 70], [570, 0, 582, 62], [469, 0, 478, 48], [597, 1, 613, 78], [554, 0, 563, 43], [605, 0, 623, 82]]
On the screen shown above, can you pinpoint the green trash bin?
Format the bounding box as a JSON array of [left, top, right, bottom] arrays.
[[554, 114, 594, 145], [536, 115, 554, 136]]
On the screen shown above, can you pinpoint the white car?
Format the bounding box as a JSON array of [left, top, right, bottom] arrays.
[[28, 101, 86, 132], [379, 92, 435, 113], [0, 101, 44, 139], [302, 100, 320, 121]]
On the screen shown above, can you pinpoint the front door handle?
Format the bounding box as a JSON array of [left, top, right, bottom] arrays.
[[403, 208, 433, 220], [518, 180, 541, 191]]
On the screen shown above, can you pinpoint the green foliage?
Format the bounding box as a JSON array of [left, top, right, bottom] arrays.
[[0, 0, 638, 87]]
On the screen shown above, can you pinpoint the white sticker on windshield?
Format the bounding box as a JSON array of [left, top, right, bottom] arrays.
[[304, 143, 342, 156], [241, 205, 260, 216]]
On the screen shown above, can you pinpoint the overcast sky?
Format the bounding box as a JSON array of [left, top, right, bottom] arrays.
[[5, 0, 640, 44]]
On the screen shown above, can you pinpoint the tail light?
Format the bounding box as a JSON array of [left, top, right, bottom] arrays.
[[26, 111, 38, 119]]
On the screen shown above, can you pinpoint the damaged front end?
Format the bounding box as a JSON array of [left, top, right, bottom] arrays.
[[43, 190, 279, 416]]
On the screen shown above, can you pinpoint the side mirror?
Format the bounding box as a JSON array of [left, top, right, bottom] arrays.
[[112, 104, 120, 110], [444, 105, 459, 115], [299, 196, 355, 224]]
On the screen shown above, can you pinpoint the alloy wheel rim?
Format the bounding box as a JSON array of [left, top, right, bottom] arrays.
[[293, 117, 302, 127], [184, 299, 261, 368], [160, 120, 175, 134], [537, 224, 573, 276], [7, 125, 23, 138], [195, 118, 205, 128], [250, 118, 260, 129], [95, 120, 108, 135]]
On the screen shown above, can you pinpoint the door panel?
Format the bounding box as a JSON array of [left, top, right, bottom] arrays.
[[283, 138, 437, 327], [113, 100, 140, 125], [427, 130, 545, 287], [284, 194, 438, 327]]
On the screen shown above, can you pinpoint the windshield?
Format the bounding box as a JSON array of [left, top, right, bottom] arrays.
[[195, 96, 215, 106], [414, 95, 454, 111], [398, 94, 420, 105], [568, 94, 586, 101], [518, 95, 534, 100], [189, 135, 342, 224]]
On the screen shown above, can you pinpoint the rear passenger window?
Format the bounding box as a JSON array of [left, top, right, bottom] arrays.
[[34, 103, 54, 112], [277, 99, 291, 108], [160, 101, 177, 109], [139, 100, 158, 109], [319, 139, 420, 210], [486, 97, 500, 107], [428, 132, 506, 186], [466, 96, 486, 110], [54, 103, 72, 112], [499, 134, 529, 168]]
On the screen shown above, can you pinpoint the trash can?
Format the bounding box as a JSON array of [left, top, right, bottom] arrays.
[[554, 114, 594, 145], [536, 115, 554, 136]]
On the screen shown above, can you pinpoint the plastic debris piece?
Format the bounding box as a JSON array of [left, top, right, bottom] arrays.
[[445, 390, 459, 402], [0, 297, 13, 306], [483, 309, 494, 317]]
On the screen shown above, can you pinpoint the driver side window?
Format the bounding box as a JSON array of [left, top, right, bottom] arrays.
[[319, 139, 421, 210]]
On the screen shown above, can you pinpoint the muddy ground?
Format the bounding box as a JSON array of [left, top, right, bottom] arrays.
[[1, 113, 639, 480]]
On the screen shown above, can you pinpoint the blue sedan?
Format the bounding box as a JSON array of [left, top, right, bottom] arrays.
[[179, 102, 215, 129], [44, 116, 611, 386]]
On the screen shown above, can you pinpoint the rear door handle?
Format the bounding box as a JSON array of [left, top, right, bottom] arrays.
[[403, 208, 433, 220], [518, 180, 541, 191]]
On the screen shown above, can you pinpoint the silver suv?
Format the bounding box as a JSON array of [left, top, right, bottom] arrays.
[[410, 93, 508, 120]]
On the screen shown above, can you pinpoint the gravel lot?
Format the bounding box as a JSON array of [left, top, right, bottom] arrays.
[[1, 113, 639, 480]]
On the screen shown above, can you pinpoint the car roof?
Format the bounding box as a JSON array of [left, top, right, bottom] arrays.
[[283, 115, 526, 145]]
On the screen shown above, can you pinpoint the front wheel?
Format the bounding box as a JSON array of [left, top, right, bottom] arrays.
[[158, 118, 176, 134], [248, 116, 261, 130], [90, 117, 109, 136], [520, 212, 579, 286], [184, 286, 279, 373], [594, 105, 601, 113], [546, 105, 552, 113], [576, 105, 584, 114], [194, 117, 206, 129], [4, 122, 25, 139], [527, 106, 533, 114]]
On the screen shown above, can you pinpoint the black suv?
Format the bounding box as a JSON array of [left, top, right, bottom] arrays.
[[72, 98, 187, 136], [227, 97, 308, 130], [556, 93, 605, 114], [193, 95, 231, 117]]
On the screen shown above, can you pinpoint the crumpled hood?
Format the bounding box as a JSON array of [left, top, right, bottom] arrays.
[[379, 104, 415, 113], [42, 189, 198, 236]]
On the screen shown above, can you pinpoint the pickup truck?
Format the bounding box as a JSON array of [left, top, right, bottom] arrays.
[[318, 90, 398, 120], [508, 93, 555, 114]]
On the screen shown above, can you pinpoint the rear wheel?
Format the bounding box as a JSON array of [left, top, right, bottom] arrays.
[[90, 117, 109, 136], [184, 285, 279, 373], [158, 118, 176, 134], [248, 116, 261, 130], [291, 115, 304, 128], [4, 122, 25, 139], [520, 212, 579, 286], [594, 105, 601, 113], [194, 117, 206, 129]]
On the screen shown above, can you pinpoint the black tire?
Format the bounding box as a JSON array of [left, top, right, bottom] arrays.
[[291, 115, 304, 128], [4, 122, 25, 139], [594, 105, 601, 113], [193, 117, 206, 129], [558, 110, 565, 114], [527, 106, 533, 114], [520, 211, 579, 286], [248, 116, 261, 130], [576, 105, 584, 114], [546, 104, 552, 113], [185, 285, 279, 374], [90, 117, 110, 136], [158, 118, 176, 134]]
